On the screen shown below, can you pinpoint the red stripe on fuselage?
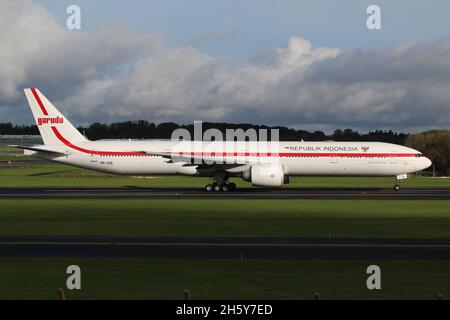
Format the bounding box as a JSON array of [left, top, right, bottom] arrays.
[[174, 152, 416, 158], [51, 126, 416, 158], [51, 127, 146, 156], [31, 88, 48, 115]]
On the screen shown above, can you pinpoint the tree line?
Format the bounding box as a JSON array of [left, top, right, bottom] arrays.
[[0, 121, 407, 143], [406, 130, 450, 176]]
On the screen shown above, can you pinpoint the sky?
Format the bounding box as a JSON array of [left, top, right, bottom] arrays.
[[1, 0, 450, 133]]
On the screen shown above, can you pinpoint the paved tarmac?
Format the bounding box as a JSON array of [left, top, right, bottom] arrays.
[[0, 187, 449, 199], [0, 236, 449, 260]]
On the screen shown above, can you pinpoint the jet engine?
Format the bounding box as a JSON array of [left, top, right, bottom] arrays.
[[242, 164, 289, 187]]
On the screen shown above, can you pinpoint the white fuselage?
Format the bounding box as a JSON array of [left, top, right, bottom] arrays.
[[21, 88, 432, 186], [31, 139, 431, 177]]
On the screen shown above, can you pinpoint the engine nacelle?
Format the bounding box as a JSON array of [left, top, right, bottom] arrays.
[[242, 164, 289, 187]]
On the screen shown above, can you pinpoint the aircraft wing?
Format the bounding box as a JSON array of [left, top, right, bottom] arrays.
[[145, 151, 273, 167]]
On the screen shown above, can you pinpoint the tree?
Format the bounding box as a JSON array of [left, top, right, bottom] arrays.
[[406, 130, 450, 176]]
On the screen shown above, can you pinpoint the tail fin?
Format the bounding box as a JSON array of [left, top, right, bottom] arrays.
[[24, 88, 87, 145]]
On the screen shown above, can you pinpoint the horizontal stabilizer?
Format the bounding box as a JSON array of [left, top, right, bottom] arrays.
[[9, 145, 68, 156]]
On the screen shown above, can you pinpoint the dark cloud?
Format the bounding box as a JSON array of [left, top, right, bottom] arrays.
[[1, 0, 449, 133]]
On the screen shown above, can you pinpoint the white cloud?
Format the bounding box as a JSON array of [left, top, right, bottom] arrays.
[[0, 0, 162, 102], [1, 0, 450, 133]]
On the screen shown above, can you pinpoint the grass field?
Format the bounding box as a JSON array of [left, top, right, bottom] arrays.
[[0, 145, 35, 160], [0, 258, 448, 299], [0, 199, 449, 238], [0, 158, 449, 300], [0, 161, 448, 188], [0, 155, 37, 161]]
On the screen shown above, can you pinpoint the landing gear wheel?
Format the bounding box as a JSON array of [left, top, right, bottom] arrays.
[[228, 182, 236, 191], [394, 184, 400, 191], [221, 184, 229, 192], [205, 184, 213, 192], [214, 184, 222, 192]]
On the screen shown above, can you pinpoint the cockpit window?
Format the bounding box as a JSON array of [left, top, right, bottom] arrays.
[[415, 153, 424, 157]]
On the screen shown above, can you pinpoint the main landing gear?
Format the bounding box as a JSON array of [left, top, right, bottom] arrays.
[[205, 182, 236, 192], [205, 171, 236, 192]]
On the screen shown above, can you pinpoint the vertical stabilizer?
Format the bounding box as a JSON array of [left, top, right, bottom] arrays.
[[24, 88, 87, 145]]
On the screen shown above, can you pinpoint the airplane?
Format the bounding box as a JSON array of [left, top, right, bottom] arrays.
[[12, 88, 432, 192]]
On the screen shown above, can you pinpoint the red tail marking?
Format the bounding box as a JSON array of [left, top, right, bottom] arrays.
[[31, 88, 48, 116], [51, 126, 146, 156]]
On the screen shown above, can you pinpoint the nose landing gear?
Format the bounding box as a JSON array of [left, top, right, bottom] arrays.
[[394, 174, 408, 191]]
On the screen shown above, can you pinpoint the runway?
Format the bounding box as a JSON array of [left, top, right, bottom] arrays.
[[0, 187, 449, 199], [0, 236, 449, 260]]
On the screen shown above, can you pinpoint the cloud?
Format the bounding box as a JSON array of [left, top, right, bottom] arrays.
[[1, 0, 450, 133], [0, 0, 162, 106]]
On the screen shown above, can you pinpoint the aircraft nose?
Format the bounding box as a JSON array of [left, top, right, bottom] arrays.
[[424, 157, 432, 169]]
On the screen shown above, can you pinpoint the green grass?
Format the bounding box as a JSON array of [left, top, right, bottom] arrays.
[[0, 145, 26, 153], [0, 163, 213, 188], [0, 258, 448, 299], [0, 199, 449, 238], [1, 157, 448, 300], [0, 155, 38, 161], [0, 162, 448, 188], [0, 161, 448, 300], [0, 145, 35, 160]]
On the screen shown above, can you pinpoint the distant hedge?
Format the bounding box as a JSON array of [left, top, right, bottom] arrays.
[[407, 130, 450, 176], [0, 121, 407, 143]]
